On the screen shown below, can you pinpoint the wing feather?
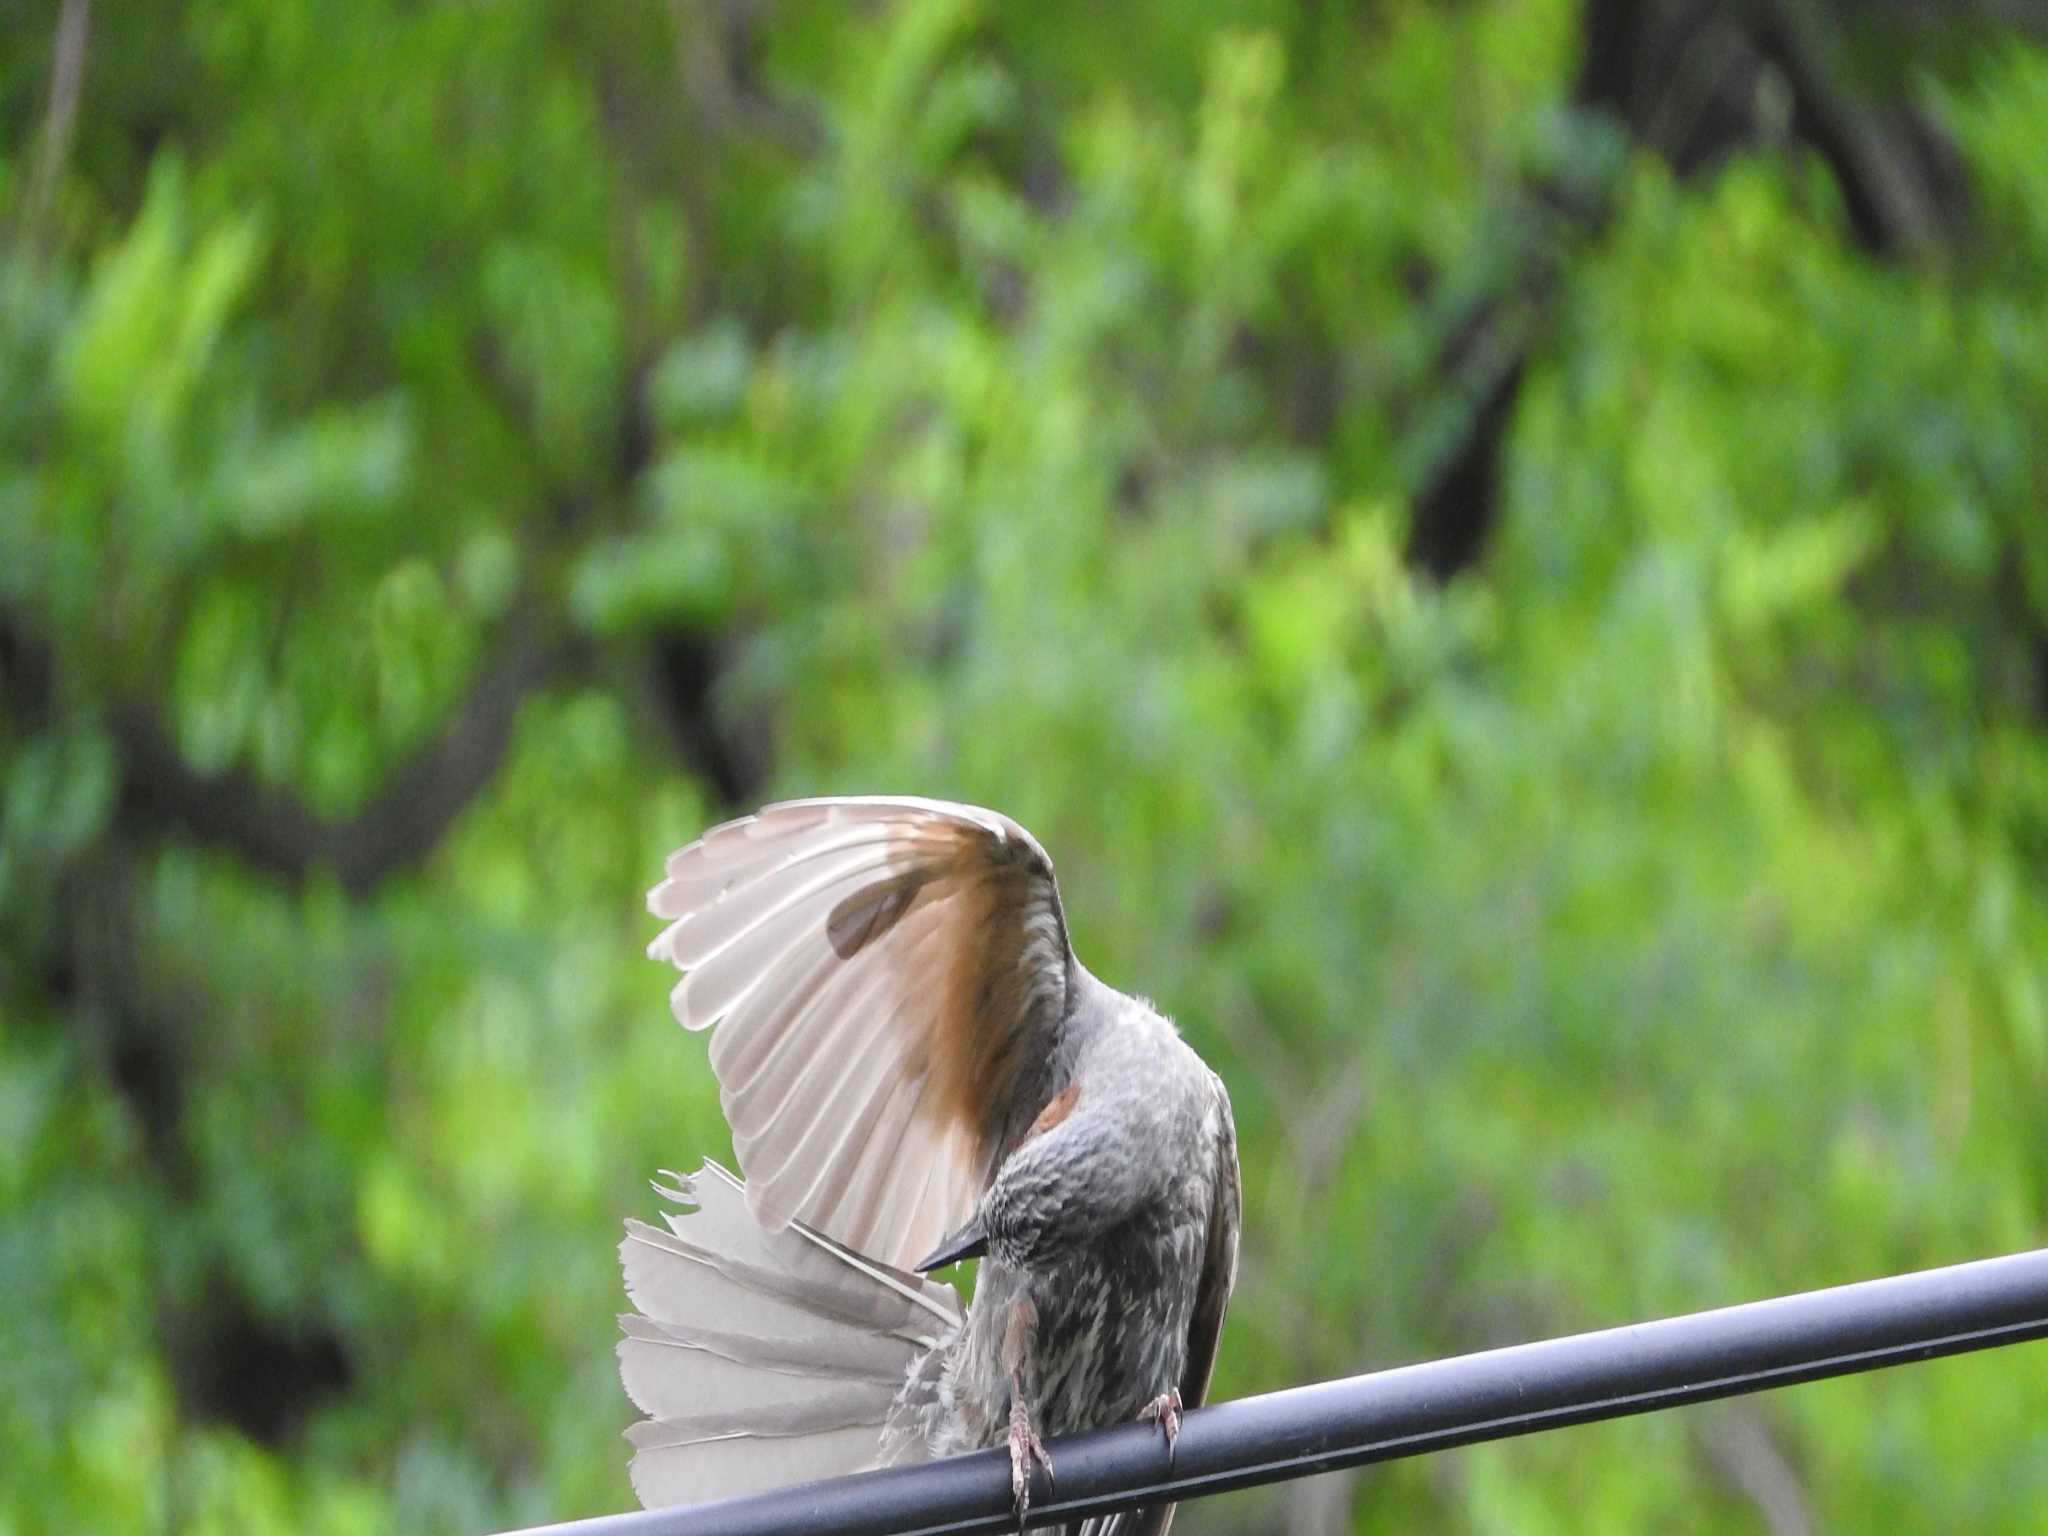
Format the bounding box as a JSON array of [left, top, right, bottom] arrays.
[[744, 997, 914, 1218], [731, 903, 954, 1235], [658, 849, 888, 970], [669, 882, 852, 1031], [717, 894, 948, 1118], [1179, 1076, 1241, 1413]]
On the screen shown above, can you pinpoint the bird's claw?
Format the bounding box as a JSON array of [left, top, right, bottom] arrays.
[[1008, 1397, 1054, 1528], [1139, 1389, 1183, 1466]]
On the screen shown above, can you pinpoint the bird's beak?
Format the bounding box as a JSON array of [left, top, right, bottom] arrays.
[[914, 1216, 989, 1272]]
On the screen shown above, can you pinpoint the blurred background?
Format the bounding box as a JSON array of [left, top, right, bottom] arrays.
[[6, 0, 2048, 1530]]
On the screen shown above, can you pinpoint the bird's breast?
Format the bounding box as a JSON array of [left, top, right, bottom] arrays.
[[998, 1194, 1207, 1439]]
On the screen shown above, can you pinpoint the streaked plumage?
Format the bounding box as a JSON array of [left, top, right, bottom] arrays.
[[619, 797, 1241, 1534]]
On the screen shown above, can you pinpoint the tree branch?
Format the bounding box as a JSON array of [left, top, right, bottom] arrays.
[[18, 0, 92, 249], [1751, 0, 1969, 260], [113, 603, 567, 896], [1404, 0, 1994, 578]]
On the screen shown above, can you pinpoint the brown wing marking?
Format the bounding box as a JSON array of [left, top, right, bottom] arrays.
[[1026, 1081, 1081, 1138], [826, 870, 931, 958], [923, 822, 1065, 1163]]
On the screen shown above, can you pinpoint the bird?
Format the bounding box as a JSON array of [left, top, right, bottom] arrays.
[[616, 796, 1241, 1534]]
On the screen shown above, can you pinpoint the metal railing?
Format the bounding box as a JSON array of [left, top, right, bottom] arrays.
[[501, 1246, 2048, 1536]]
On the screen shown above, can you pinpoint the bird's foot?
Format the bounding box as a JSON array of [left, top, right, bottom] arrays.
[[1138, 1389, 1183, 1465], [1008, 1396, 1054, 1528]]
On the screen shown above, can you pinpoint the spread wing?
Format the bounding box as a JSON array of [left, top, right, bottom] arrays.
[[647, 796, 1074, 1272]]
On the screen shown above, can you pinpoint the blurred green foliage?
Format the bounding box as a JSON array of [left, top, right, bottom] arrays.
[[5, 2, 2048, 1531]]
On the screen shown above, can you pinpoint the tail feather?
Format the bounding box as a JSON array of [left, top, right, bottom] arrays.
[[617, 1315, 899, 1423], [619, 1160, 961, 1510], [618, 1309, 915, 1384], [625, 1422, 885, 1509], [639, 1162, 956, 1336]]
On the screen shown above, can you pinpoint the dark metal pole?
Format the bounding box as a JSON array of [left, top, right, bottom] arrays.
[[503, 1246, 2048, 1536]]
